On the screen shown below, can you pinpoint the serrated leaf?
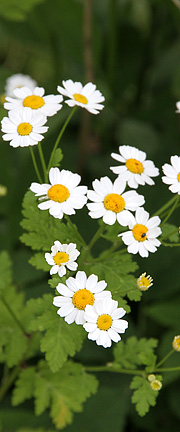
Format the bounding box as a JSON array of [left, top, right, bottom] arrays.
[[29, 252, 50, 271], [0, 250, 12, 295], [27, 294, 85, 372], [161, 223, 179, 243], [113, 336, 158, 370], [12, 367, 36, 406], [50, 148, 63, 168], [130, 376, 158, 416]]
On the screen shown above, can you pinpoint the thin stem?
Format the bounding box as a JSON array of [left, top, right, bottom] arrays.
[[48, 106, 77, 171], [88, 223, 105, 250], [1, 296, 28, 337], [65, 215, 87, 247], [38, 142, 48, 182], [161, 195, 180, 226], [155, 366, 180, 372], [85, 365, 145, 376], [29, 147, 42, 183], [156, 349, 174, 368], [153, 195, 177, 217]]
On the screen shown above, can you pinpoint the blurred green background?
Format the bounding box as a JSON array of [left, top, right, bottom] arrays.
[[0, 0, 180, 431]]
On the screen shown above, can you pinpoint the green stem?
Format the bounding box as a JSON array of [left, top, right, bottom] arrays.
[[156, 349, 174, 368], [155, 366, 180, 372], [160, 227, 179, 241], [29, 147, 42, 183], [1, 296, 28, 337], [38, 142, 48, 182], [65, 215, 87, 247], [85, 365, 145, 376], [88, 223, 105, 251], [153, 195, 177, 217], [0, 365, 20, 402], [48, 106, 77, 171], [161, 195, 180, 226]]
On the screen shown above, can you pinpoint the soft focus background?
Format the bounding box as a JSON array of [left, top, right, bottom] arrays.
[[0, 0, 180, 431]]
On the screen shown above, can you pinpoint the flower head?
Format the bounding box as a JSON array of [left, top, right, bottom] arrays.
[[150, 379, 162, 391], [172, 335, 180, 352], [83, 297, 128, 348], [57, 79, 105, 114], [4, 86, 63, 117], [45, 241, 80, 277], [119, 207, 161, 258], [53, 271, 111, 325], [1, 108, 48, 148], [137, 272, 153, 291], [162, 156, 180, 194], [5, 73, 37, 97], [87, 176, 145, 226], [110, 145, 159, 189], [30, 167, 87, 219]]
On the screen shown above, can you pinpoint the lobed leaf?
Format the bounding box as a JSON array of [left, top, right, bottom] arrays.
[[130, 376, 158, 416]]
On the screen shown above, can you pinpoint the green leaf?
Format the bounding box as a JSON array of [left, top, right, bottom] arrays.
[[12, 367, 36, 406], [27, 294, 86, 372], [0, 250, 13, 295], [50, 148, 63, 168], [0, 0, 46, 21], [161, 223, 179, 243], [113, 336, 158, 370], [29, 253, 50, 272], [130, 376, 158, 416], [20, 191, 83, 252]]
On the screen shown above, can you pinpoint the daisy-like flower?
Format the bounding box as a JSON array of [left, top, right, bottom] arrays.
[[150, 380, 162, 391], [5, 73, 37, 97], [172, 335, 180, 352], [45, 241, 80, 277], [110, 145, 159, 189], [30, 167, 87, 219], [4, 86, 63, 117], [119, 207, 162, 258], [87, 176, 145, 226], [83, 297, 128, 348], [162, 155, 180, 194], [1, 107, 48, 148], [57, 79, 105, 114], [53, 271, 111, 325], [137, 272, 153, 291]]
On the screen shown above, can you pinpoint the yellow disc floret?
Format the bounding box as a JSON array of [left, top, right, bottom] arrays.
[[150, 380, 162, 391], [53, 252, 69, 265], [104, 193, 125, 213], [132, 224, 148, 242], [72, 289, 94, 310], [17, 122, 33, 136], [172, 335, 180, 352], [73, 93, 88, 104], [177, 172, 180, 182], [137, 272, 153, 291], [97, 314, 112, 331], [23, 95, 45, 109], [126, 158, 144, 174], [48, 184, 70, 203]]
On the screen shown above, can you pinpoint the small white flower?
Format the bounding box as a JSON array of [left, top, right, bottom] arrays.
[[5, 73, 37, 97], [110, 145, 159, 189], [30, 167, 87, 219], [57, 79, 105, 114], [83, 297, 128, 348], [162, 155, 180, 194], [87, 176, 145, 226], [4, 86, 63, 117], [1, 108, 48, 148], [45, 241, 80, 277], [119, 207, 161, 258], [53, 271, 111, 325]]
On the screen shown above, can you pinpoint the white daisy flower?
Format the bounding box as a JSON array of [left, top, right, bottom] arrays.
[[4, 86, 63, 117], [53, 271, 111, 325], [45, 241, 80, 277], [30, 167, 87, 219], [162, 155, 180, 194], [57, 79, 105, 114], [119, 207, 161, 258], [110, 145, 159, 189], [83, 297, 128, 348], [1, 107, 48, 148], [5, 73, 37, 97], [87, 176, 145, 226]]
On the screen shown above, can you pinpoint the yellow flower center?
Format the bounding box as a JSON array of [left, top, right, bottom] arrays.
[[172, 335, 180, 352], [97, 314, 112, 331], [150, 380, 162, 391], [126, 158, 144, 174], [177, 172, 180, 182], [47, 184, 70, 203], [53, 252, 69, 265], [137, 273, 153, 291], [17, 122, 33, 136], [72, 289, 94, 310], [23, 95, 45, 109], [73, 93, 88, 105], [132, 224, 148, 242], [0, 93, 6, 104], [104, 193, 125, 213]]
